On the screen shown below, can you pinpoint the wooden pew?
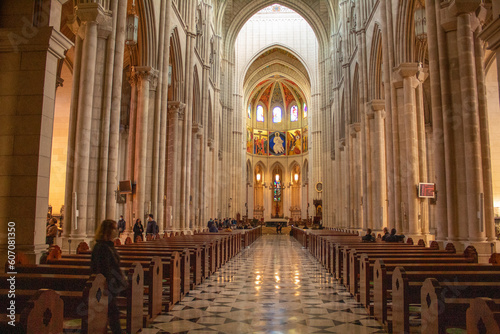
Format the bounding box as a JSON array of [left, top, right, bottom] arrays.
[[45, 251, 180, 312], [359, 254, 476, 313], [16, 257, 163, 323], [419, 278, 500, 334], [0, 274, 108, 333], [377, 265, 500, 331], [466, 298, 500, 333], [0, 289, 64, 334]]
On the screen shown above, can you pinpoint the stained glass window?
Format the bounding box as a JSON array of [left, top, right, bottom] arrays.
[[272, 107, 282, 123], [304, 103, 307, 118], [257, 105, 264, 122], [273, 179, 281, 201], [248, 105, 251, 119], [291, 105, 298, 122]]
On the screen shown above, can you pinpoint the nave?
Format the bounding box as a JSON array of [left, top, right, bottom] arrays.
[[142, 235, 386, 334]]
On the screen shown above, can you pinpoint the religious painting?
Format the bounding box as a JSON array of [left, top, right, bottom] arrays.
[[269, 131, 286, 156], [253, 130, 268, 155], [302, 127, 308, 153], [287, 129, 301, 155], [246, 127, 253, 153]]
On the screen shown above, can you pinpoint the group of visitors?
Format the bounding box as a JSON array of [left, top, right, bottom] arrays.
[[361, 227, 405, 242]]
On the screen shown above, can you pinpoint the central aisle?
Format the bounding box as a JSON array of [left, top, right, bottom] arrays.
[[144, 235, 386, 333]]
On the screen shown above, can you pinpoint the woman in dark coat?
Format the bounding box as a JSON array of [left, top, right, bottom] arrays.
[[91, 220, 127, 334], [133, 219, 144, 242]]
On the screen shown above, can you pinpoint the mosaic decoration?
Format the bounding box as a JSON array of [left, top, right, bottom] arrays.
[[281, 83, 295, 108], [246, 128, 253, 153], [259, 84, 273, 108], [303, 127, 308, 153], [253, 130, 268, 155], [269, 131, 286, 156], [287, 129, 302, 155]]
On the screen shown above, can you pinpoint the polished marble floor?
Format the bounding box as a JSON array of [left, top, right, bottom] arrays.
[[141, 235, 386, 333]]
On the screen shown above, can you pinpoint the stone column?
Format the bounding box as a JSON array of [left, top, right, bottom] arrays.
[[126, 74, 138, 227], [133, 66, 157, 223], [106, 0, 128, 220], [456, 5, 485, 243], [0, 0, 72, 263], [71, 10, 99, 239], [166, 101, 185, 230], [398, 64, 421, 238], [426, 0, 448, 242], [369, 100, 388, 231]]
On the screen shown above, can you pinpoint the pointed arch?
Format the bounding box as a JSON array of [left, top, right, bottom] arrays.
[[208, 91, 213, 140], [168, 27, 184, 102], [369, 24, 384, 101], [136, 0, 157, 67], [395, 0, 417, 65], [351, 64, 360, 124], [193, 65, 201, 124]]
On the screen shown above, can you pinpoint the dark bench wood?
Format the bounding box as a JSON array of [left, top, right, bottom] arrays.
[[0, 274, 108, 333], [418, 278, 500, 334], [376, 265, 500, 330], [466, 297, 500, 333]]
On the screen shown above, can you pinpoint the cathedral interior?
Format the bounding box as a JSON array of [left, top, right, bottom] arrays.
[[1, 0, 500, 265]]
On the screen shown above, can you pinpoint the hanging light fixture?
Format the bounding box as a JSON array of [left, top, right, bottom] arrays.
[[126, 0, 139, 46], [414, 1, 427, 42]]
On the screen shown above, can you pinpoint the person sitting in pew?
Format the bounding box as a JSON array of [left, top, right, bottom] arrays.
[[381, 227, 390, 241], [91, 220, 128, 334], [209, 222, 219, 233], [385, 228, 405, 242], [362, 228, 376, 242]]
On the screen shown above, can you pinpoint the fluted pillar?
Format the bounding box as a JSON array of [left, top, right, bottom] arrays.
[[70, 14, 99, 239], [369, 100, 388, 231], [166, 101, 186, 230], [133, 66, 157, 223]]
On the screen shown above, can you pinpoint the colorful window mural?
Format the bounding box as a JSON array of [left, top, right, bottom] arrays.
[[253, 130, 268, 155], [269, 131, 286, 156], [272, 107, 282, 123], [303, 103, 307, 118], [302, 127, 308, 153], [257, 105, 264, 122], [246, 128, 253, 153], [273, 178, 281, 201], [248, 105, 251, 119], [291, 105, 298, 122], [287, 129, 302, 155]]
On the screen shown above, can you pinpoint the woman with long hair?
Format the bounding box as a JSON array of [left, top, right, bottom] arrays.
[[91, 220, 127, 334]]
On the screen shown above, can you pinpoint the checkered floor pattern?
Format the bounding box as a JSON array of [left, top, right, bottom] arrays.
[[141, 235, 386, 333]]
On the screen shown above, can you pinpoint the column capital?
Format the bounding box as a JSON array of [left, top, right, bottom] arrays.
[[167, 101, 186, 120], [75, 2, 110, 24], [350, 123, 361, 138], [368, 99, 386, 112], [133, 66, 159, 89], [449, 0, 481, 16], [192, 122, 203, 134]]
